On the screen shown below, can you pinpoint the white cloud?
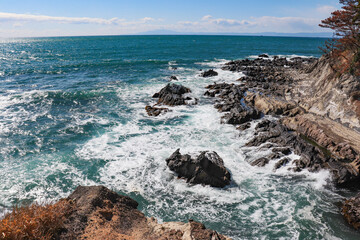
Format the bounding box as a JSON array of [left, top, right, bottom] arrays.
[[0, 12, 126, 25], [176, 15, 321, 33], [0, 11, 331, 37], [201, 15, 251, 26], [316, 5, 337, 15], [140, 17, 155, 23]]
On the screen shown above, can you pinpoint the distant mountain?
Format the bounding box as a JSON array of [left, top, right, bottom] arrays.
[[136, 30, 333, 38]]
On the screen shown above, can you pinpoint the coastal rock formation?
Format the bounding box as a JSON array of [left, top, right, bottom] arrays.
[[245, 92, 302, 117], [166, 149, 231, 188], [61, 186, 231, 239], [201, 69, 218, 77], [145, 105, 170, 116], [288, 55, 360, 129], [282, 113, 359, 160], [170, 75, 178, 80], [215, 56, 360, 187], [152, 83, 197, 106], [342, 194, 360, 230], [205, 83, 262, 125]]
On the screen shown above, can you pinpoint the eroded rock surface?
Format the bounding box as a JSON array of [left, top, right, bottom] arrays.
[[61, 185, 231, 239], [213, 56, 360, 187], [342, 194, 360, 230], [166, 149, 231, 188]]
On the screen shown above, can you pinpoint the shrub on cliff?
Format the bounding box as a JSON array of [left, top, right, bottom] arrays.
[[0, 200, 72, 240], [319, 0, 360, 76]]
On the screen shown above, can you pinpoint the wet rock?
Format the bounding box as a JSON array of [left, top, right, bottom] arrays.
[[259, 54, 269, 58], [222, 106, 261, 125], [152, 83, 196, 106], [166, 149, 231, 188], [237, 122, 251, 131], [169, 75, 178, 81], [274, 158, 290, 170], [251, 157, 270, 167], [342, 193, 360, 230], [272, 147, 291, 155], [201, 69, 218, 77], [145, 105, 170, 116]]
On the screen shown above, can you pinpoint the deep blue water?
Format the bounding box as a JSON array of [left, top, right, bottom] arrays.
[[1, 35, 359, 239]]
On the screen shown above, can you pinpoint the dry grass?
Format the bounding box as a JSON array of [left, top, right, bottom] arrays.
[[0, 199, 72, 240]]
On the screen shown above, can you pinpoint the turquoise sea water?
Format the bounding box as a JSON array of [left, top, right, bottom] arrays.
[[1, 35, 359, 239]]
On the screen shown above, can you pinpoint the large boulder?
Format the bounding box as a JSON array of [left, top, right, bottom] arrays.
[[152, 83, 197, 106], [201, 69, 218, 78], [166, 149, 231, 188]]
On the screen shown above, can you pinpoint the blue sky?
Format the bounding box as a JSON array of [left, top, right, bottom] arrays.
[[0, 0, 341, 37]]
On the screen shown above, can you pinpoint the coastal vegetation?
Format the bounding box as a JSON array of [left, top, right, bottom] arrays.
[[319, 0, 360, 75]]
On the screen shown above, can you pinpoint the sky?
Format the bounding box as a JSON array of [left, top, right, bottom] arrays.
[[0, 0, 341, 38]]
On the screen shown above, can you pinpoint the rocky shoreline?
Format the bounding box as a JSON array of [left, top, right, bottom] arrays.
[[2, 54, 360, 239], [210, 55, 360, 229], [145, 54, 360, 231]]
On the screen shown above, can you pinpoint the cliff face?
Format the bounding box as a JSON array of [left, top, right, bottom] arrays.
[[288, 55, 360, 130]]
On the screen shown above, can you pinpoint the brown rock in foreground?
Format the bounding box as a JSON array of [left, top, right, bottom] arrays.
[[342, 194, 360, 230], [61, 185, 231, 239]]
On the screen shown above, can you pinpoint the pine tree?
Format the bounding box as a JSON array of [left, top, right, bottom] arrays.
[[319, 0, 360, 75]]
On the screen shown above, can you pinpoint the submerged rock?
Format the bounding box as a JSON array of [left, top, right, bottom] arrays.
[[166, 149, 231, 188], [201, 69, 218, 77], [145, 105, 170, 116], [61, 185, 231, 239], [169, 75, 178, 81], [152, 83, 197, 106]]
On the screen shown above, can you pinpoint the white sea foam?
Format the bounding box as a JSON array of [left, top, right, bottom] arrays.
[[70, 59, 343, 239], [247, 54, 315, 61], [1, 57, 346, 239]]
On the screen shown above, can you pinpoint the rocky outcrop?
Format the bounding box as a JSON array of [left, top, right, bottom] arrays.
[[205, 83, 262, 125], [166, 149, 231, 188], [145, 105, 170, 116], [288, 55, 360, 129], [342, 194, 360, 230], [170, 75, 178, 81], [282, 113, 359, 160], [61, 185, 231, 239], [215, 56, 360, 187], [245, 92, 302, 117], [201, 69, 218, 77], [152, 83, 197, 106]]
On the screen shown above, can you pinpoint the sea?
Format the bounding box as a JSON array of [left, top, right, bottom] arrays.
[[0, 35, 359, 239]]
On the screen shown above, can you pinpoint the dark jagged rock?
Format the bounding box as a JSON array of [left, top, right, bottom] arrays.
[[251, 157, 270, 167], [272, 147, 291, 155], [258, 54, 269, 58], [274, 158, 290, 170], [342, 193, 360, 230], [201, 69, 218, 77], [152, 83, 197, 106], [169, 75, 178, 81], [166, 149, 231, 188], [237, 122, 251, 131], [222, 107, 261, 125], [145, 105, 170, 116]]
